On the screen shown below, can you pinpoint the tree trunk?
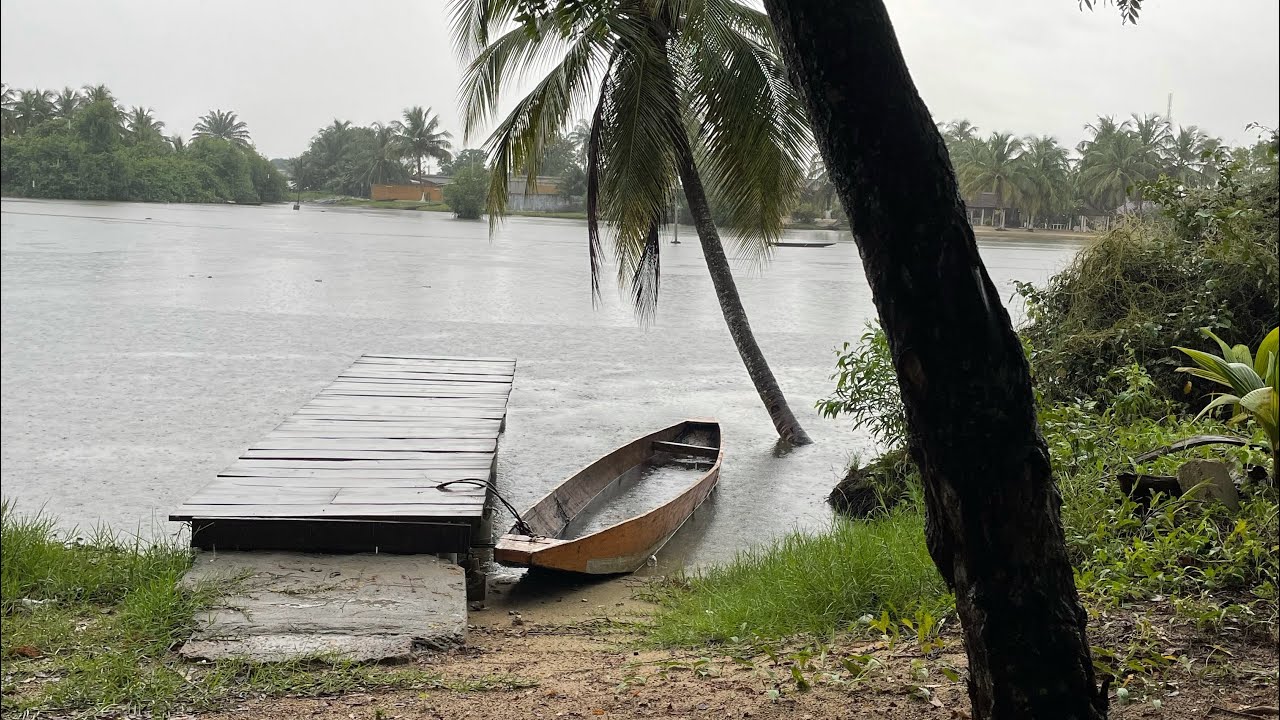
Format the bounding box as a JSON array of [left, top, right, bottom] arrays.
[[672, 131, 813, 447], [764, 1, 1105, 718]]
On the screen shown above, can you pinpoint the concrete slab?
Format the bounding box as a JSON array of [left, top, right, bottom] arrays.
[[180, 551, 466, 662]]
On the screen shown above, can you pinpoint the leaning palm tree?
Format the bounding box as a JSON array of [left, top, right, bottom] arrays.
[[393, 106, 453, 179], [453, 0, 814, 444], [126, 106, 165, 143], [192, 109, 252, 146], [957, 132, 1027, 228]]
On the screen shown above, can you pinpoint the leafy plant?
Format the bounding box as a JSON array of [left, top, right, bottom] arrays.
[[817, 323, 905, 450], [442, 163, 490, 220], [1176, 327, 1279, 479]]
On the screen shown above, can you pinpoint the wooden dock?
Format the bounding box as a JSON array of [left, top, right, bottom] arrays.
[[170, 355, 515, 560]]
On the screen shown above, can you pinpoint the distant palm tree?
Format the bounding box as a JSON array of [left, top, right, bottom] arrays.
[[12, 89, 54, 134], [0, 84, 15, 135], [454, 0, 814, 444], [567, 119, 592, 164], [393, 106, 452, 179], [1130, 112, 1171, 158], [192, 109, 251, 146], [957, 132, 1026, 228], [1078, 131, 1161, 211], [366, 122, 410, 185], [1016, 135, 1070, 229], [81, 84, 116, 106], [941, 119, 981, 167], [53, 87, 81, 123], [169, 134, 186, 152], [1163, 125, 1218, 186], [126, 106, 165, 143]]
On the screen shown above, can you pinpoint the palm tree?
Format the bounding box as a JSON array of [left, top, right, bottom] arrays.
[[169, 134, 186, 152], [1016, 135, 1070, 229], [192, 109, 251, 146], [366, 122, 410, 185], [957, 132, 1026, 228], [1077, 130, 1161, 212], [567, 119, 592, 164], [1163, 125, 1218, 186], [393, 106, 452, 179], [126, 106, 165, 143], [1130, 112, 1171, 159], [1, 84, 16, 136], [453, 0, 814, 444], [81, 84, 116, 106], [53, 87, 81, 124], [12, 89, 54, 134], [940, 119, 980, 168]]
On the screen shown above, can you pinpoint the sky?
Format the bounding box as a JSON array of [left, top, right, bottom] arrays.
[[2, 0, 1277, 160]]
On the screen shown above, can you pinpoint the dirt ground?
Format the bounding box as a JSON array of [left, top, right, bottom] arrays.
[[192, 575, 1278, 720]]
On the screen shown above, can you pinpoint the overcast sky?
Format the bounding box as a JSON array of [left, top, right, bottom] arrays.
[[3, 0, 1277, 159]]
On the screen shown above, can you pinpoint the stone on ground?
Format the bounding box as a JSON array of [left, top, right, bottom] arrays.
[[1176, 459, 1240, 511], [180, 552, 466, 662]]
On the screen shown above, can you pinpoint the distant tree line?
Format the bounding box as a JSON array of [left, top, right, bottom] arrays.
[[1, 83, 286, 204], [798, 113, 1277, 229]]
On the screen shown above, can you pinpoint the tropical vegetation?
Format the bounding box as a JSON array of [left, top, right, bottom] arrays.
[[452, 0, 815, 444], [1, 84, 286, 203]]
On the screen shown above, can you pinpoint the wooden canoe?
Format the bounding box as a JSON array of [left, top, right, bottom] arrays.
[[494, 419, 722, 574]]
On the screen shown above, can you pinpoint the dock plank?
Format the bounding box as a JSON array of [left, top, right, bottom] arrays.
[[170, 353, 515, 550]]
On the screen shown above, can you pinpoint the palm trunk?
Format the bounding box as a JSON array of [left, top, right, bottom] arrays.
[[765, 0, 1105, 717], [672, 132, 812, 447]]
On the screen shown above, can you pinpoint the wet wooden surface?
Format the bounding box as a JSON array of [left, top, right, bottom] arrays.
[[170, 355, 514, 545]]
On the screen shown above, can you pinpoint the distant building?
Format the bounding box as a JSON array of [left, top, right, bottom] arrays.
[[368, 174, 569, 211], [965, 191, 1021, 228]]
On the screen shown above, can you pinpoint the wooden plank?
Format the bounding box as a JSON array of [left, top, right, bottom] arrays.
[[362, 354, 515, 363], [227, 459, 496, 471], [173, 504, 482, 519], [279, 417, 502, 427], [354, 358, 514, 372], [219, 466, 487, 480], [324, 381, 513, 395], [294, 408, 507, 420], [312, 393, 509, 407], [269, 428, 499, 440], [653, 441, 720, 459], [332, 487, 494, 504], [240, 449, 495, 464], [252, 438, 497, 452], [215, 476, 491, 489], [338, 371, 514, 383], [182, 487, 339, 505], [187, 518, 474, 553]]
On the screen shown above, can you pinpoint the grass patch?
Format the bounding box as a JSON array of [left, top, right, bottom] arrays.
[[645, 509, 950, 647], [0, 503, 533, 715]]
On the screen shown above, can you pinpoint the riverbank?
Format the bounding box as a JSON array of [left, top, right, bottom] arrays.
[[3, 502, 1276, 718]]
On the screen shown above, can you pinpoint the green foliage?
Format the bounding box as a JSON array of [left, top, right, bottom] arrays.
[[443, 163, 490, 219], [816, 324, 905, 450], [790, 203, 818, 224], [646, 509, 950, 646], [1018, 148, 1279, 408], [1177, 327, 1279, 468]]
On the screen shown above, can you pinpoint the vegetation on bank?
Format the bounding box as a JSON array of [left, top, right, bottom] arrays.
[[0, 503, 533, 715], [1, 85, 286, 204]]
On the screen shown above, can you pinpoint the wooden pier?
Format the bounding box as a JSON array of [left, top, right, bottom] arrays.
[[170, 354, 515, 564]]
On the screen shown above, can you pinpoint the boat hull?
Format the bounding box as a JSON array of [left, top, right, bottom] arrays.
[[495, 420, 721, 574]]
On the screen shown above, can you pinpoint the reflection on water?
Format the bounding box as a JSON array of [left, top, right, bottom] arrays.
[[1, 198, 1085, 569]]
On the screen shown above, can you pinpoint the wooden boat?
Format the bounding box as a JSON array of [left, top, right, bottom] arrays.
[[772, 240, 836, 248], [494, 419, 722, 574]]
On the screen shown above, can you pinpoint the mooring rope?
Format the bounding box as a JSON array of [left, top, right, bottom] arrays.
[[435, 479, 538, 537]]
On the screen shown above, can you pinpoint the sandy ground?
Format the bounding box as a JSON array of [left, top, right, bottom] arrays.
[[190, 577, 1278, 720]]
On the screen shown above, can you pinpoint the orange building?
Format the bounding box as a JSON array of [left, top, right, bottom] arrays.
[[370, 179, 447, 202]]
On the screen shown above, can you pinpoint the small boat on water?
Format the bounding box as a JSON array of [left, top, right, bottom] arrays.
[[772, 240, 836, 248], [495, 419, 722, 574]]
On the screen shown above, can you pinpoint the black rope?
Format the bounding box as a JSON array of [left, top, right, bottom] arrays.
[[436, 479, 538, 537]]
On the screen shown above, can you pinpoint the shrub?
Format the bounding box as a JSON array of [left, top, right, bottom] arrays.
[[790, 203, 818, 223], [817, 323, 905, 451], [443, 164, 489, 219]]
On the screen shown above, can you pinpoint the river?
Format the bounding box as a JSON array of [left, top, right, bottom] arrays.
[[0, 198, 1085, 569]]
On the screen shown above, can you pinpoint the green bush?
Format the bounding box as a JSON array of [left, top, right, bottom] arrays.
[[1019, 147, 1279, 409], [790, 203, 818, 223], [443, 163, 489, 219]]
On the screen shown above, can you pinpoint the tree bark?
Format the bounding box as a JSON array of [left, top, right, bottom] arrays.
[[764, 1, 1105, 718], [672, 131, 813, 446]]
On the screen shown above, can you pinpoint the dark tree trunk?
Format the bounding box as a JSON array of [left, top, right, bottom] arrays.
[[672, 132, 813, 447], [764, 1, 1105, 718]]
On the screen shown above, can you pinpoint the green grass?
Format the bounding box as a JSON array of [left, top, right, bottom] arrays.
[[0, 503, 533, 715], [645, 509, 950, 647]]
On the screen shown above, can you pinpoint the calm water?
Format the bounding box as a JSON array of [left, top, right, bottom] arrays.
[[0, 198, 1084, 569]]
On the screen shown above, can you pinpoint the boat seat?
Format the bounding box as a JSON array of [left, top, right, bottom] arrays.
[[652, 440, 719, 459]]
